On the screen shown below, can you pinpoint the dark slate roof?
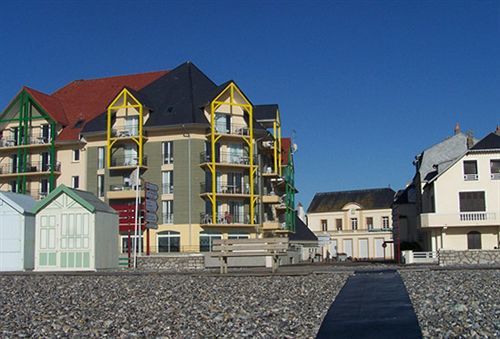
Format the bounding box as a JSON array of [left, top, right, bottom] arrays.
[[81, 62, 217, 133], [254, 104, 278, 121], [307, 188, 396, 213], [289, 214, 318, 242], [470, 132, 500, 150], [141, 62, 217, 127], [393, 184, 416, 205]]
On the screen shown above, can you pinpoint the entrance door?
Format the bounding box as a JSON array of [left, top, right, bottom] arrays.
[[375, 238, 384, 258], [359, 239, 368, 259], [467, 231, 481, 249], [38, 215, 57, 268], [330, 239, 337, 257], [343, 239, 353, 257], [0, 212, 23, 271]]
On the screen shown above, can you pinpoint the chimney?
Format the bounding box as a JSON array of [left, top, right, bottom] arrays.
[[496, 125, 500, 136], [297, 202, 306, 223], [454, 122, 461, 135], [466, 131, 474, 149]]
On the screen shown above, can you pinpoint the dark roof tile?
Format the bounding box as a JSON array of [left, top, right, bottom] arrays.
[[307, 188, 396, 213]]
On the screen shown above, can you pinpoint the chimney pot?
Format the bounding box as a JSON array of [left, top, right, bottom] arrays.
[[454, 122, 461, 135]]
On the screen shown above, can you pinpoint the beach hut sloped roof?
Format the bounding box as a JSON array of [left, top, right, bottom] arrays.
[[34, 185, 117, 214], [0, 191, 37, 215]]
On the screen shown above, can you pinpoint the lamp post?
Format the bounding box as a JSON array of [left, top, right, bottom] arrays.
[[132, 159, 141, 269]]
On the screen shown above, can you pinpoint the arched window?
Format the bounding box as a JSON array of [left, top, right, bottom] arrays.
[[199, 231, 222, 252], [467, 231, 481, 250], [157, 231, 180, 253]]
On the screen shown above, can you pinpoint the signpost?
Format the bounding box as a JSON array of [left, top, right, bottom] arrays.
[[144, 182, 159, 230]]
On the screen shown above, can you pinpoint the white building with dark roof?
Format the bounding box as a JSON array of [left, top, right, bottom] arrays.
[[417, 129, 500, 251], [307, 188, 395, 260]]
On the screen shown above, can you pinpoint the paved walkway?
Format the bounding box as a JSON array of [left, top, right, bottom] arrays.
[[316, 269, 422, 339]]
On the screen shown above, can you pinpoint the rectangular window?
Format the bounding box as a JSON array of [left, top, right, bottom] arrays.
[[40, 179, 49, 198], [41, 124, 50, 142], [162, 200, 173, 224], [73, 149, 80, 162], [10, 180, 17, 193], [366, 217, 373, 230], [491, 160, 500, 179], [321, 219, 328, 231], [72, 176, 79, 189], [382, 216, 390, 228], [162, 141, 174, 164], [162, 171, 173, 194], [98, 147, 105, 169], [463, 160, 478, 180], [97, 175, 104, 198], [459, 191, 486, 212], [336, 218, 342, 231], [351, 218, 358, 230]]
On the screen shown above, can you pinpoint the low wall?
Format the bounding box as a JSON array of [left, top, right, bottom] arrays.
[[137, 254, 204, 271], [439, 250, 500, 266]]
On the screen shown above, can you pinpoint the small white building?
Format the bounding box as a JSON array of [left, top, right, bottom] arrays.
[[0, 192, 37, 271], [34, 185, 119, 271]]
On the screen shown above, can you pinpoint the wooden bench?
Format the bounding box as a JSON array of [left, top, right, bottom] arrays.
[[211, 238, 289, 274]]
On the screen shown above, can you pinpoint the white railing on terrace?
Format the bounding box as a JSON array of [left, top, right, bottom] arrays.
[[460, 212, 496, 221], [413, 251, 438, 264]]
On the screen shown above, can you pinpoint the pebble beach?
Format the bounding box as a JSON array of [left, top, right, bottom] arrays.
[[0, 268, 498, 338]]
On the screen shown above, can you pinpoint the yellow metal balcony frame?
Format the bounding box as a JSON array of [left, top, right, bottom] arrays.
[[205, 83, 257, 226], [106, 88, 145, 168]]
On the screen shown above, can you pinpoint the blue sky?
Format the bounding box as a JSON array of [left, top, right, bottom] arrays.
[[0, 0, 499, 207]]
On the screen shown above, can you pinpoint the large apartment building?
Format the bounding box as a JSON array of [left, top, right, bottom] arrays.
[[307, 188, 395, 260], [0, 62, 297, 253]]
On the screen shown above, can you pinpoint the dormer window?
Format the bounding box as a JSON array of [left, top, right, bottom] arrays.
[[463, 160, 478, 181]]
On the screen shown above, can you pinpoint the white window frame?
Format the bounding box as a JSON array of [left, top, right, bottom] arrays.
[[97, 147, 105, 169], [157, 231, 180, 252], [162, 141, 174, 164], [71, 176, 79, 189], [162, 200, 174, 224], [97, 175, 104, 198], [72, 149, 80, 162], [382, 216, 390, 228], [351, 218, 358, 230], [162, 171, 173, 194]]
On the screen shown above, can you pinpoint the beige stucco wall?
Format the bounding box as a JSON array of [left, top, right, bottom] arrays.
[[427, 226, 500, 251], [56, 146, 87, 190], [308, 208, 394, 259]]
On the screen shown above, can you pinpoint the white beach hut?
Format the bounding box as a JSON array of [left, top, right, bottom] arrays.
[[34, 185, 118, 271], [0, 191, 37, 271]]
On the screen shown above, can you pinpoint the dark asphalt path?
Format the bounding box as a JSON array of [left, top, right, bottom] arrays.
[[316, 269, 422, 339]]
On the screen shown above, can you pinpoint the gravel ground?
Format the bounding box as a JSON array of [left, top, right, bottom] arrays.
[[401, 269, 500, 338], [0, 272, 349, 338]]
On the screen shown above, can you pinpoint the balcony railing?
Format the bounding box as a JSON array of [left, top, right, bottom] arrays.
[[200, 151, 254, 166], [419, 211, 498, 228], [162, 213, 174, 224], [109, 184, 143, 192], [28, 189, 49, 200], [214, 123, 250, 136], [368, 227, 393, 232], [0, 131, 52, 148], [459, 212, 494, 221], [0, 161, 61, 175], [162, 184, 174, 194], [200, 182, 250, 195], [110, 156, 148, 167], [111, 124, 139, 138], [200, 212, 250, 225]]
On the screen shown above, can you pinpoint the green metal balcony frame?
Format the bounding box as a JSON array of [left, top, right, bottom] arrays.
[[0, 90, 57, 193]]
